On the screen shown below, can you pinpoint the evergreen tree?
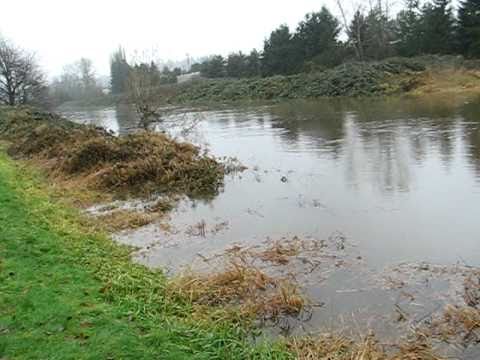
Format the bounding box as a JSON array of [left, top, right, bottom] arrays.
[[245, 49, 262, 77], [262, 25, 299, 76], [226, 52, 248, 78], [419, 0, 456, 54], [395, 0, 423, 56], [110, 47, 131, 94], [200, 55, 226, 78], [159, 66, 177, 84], [294, 7, 341, 64], [458, 0, 480, 57]]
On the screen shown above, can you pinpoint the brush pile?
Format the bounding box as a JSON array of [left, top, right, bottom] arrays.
[[0, 107, 225, 198]]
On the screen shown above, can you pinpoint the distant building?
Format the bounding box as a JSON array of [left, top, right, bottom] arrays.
[[177, 72, 201, 84]]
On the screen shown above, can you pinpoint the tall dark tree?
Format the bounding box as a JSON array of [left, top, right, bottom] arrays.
[[226, 52, 248, 78], [110, 47, 131, 94], [200, 55, 226, 78], [245, 49, 262, 77], [159, 66, 178, 84], [262, 25, 299, 76], [458, 0, 480, 57], [295, 6, 341, 65], [395, 0, 423, 57], [419, 0, 456, 54]]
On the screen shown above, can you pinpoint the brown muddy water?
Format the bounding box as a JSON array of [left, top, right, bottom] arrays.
[[60, 95, 480, 357]]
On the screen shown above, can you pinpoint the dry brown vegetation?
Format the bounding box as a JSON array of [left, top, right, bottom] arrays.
[[0, 107, 225, 200], [425, 271, 480, 346], [95, 209, 156, 232], [167, 235, 355, 324], [257, 238, 302, 265], [409, 68, 480, 96], [288, 334, 442, 360], [168, 258, 306, 321]]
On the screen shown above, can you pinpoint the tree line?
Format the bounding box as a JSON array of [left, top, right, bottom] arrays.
[[109, 48, 183, 95], [1, 0, 478, 107], [195, 0, 480, 78]]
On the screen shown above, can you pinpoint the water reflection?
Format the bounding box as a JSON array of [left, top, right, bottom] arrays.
[[269, 97, 480, 193], [58, 96, 480, 269]]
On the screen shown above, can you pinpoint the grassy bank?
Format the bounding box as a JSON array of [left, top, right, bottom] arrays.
[[0, 150, 291, 359]]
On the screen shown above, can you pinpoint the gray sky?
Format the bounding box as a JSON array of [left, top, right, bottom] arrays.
[[1, 0, 385, 77]]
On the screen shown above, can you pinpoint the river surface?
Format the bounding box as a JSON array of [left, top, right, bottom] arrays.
[[60, 95, 480, 355]]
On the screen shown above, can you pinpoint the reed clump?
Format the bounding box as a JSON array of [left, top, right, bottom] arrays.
[[96, 209, 156, 232], [427, 271, 480, 345], [168, 260, 306, 321], [288, 334, 442, 360]]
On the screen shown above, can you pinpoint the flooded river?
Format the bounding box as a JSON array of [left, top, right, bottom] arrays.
[[60, 95, 480, 355]]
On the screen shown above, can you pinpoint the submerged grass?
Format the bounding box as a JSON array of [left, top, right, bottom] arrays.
[[168, 259, 306, 321], [95, 209, 157, 232], [288, 334, 442, 360], [427, 271, 480, 345]]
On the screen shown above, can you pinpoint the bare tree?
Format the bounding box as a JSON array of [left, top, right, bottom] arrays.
[[347, 7, 368, 61], [126, 66, 165, 130], [0, 37, 45, 106], [77, 58, 97, 93], [50, 58, 102, 105]]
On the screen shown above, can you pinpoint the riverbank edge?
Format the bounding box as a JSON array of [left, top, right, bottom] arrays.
[[0, 111, 454, 358], [0, 149, 291, 359], [58, 56, 480, 109]]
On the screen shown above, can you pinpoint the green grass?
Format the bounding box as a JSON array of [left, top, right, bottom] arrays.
[[0, 151, 290, 359]]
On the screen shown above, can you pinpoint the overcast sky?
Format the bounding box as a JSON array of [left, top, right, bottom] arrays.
[[2, 0, 395, 78]]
